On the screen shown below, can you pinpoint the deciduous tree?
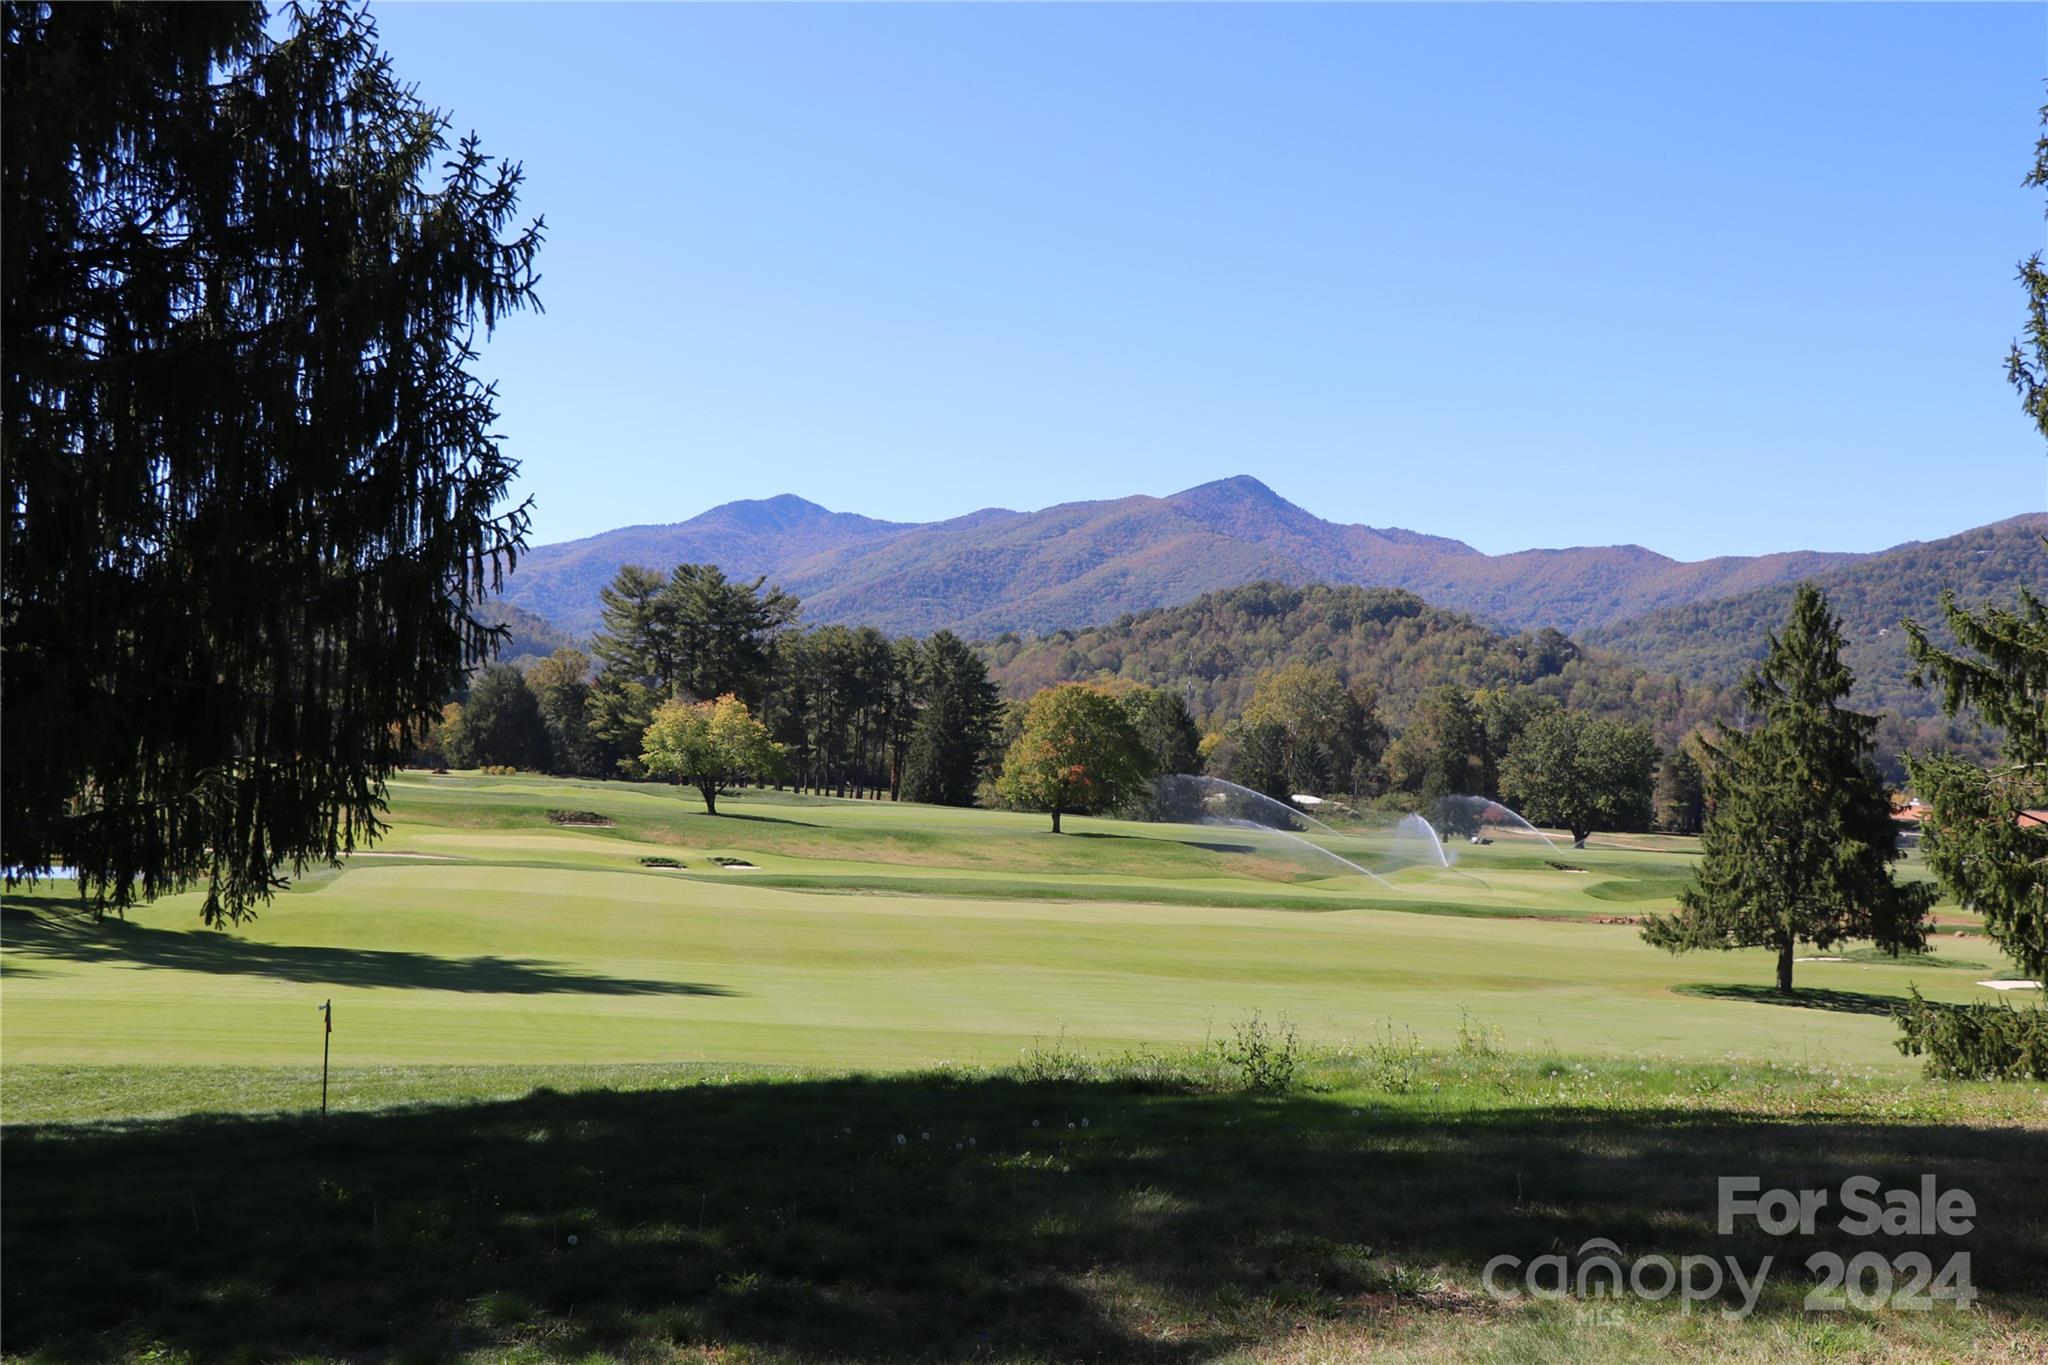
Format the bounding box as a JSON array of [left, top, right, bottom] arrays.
[[1231, 663, 1387, 799], [641, 694, 784, 817], [527, 648, 600, 777], [997, 684, 1153, 833], [1500, 711, 1657, 847]]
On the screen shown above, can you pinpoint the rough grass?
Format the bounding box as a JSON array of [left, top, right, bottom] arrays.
[[5, 1052, 2044, 1362]]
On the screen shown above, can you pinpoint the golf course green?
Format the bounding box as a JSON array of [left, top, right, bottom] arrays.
[[0, 772, 2011, 1110]]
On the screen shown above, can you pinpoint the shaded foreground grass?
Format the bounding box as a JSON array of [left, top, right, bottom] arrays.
[[6, 1054, 2045, 1362]]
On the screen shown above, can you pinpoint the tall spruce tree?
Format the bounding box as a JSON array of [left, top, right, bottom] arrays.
[[1895, 101, 2048, 980], [2, 2, 541, 923], [1643, 585, 1933, 993], [1905, 590, 2048, 979]]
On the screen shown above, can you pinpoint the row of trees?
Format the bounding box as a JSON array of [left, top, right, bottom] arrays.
[[427, 563, 1012, 805], [1200, 661, 1694, 845], [431, 562, 1699, 847]]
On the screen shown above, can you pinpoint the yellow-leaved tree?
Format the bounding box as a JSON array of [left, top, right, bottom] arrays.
[[641, 694, 785, 816]]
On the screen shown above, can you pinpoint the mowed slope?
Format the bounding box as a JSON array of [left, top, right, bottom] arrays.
[[0, 774, 2006, 1083]]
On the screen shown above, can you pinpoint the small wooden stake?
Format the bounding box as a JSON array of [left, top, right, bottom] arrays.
[[319, 999, 332, 1116]]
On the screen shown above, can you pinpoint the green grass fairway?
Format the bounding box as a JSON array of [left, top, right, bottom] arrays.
[[0, 773, 2018, 1111], [5, 773, 2044, 1361]]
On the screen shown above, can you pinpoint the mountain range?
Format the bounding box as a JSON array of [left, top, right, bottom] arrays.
[[497, 476, 1883, 641], [1582, 510, 2048, 739]]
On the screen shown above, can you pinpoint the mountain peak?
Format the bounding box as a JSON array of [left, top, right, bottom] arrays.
[[1173, 474, 1290, 505], [1164, 474, 1324, 540], [696, 493, 840, 533]]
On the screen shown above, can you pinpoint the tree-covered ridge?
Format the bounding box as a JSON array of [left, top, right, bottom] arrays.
[[1582, 513, 2048, 757], [481, 600, 584, 670], [978, 581, 1733, 749]]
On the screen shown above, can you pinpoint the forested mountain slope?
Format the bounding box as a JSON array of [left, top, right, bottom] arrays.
[[497, 476, 1867, 639], [1583, 513, 2047, 749], [978, 581, 1733, 748]]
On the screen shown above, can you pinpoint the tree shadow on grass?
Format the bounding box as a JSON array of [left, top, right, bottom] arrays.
[[0, 903, 737, 997], [1675, 983, 1903, 1016], [699, 809, 820, 828], [4, 1074, 2042, 1361]]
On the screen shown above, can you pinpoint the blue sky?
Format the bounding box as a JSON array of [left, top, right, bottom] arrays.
[[371, 2, 2045, 560]]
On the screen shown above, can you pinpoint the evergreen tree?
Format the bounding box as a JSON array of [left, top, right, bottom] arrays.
[[1386, 684, 1486, 802], [1222, 720, 1293, 802], [1896, 107, 2048, 979], [1126, 687, 1203, 781], [585, 677, 659, 778], [2, 2, 542, 923], [585, 562, 798, 776], [1905, 672, 2047, 976], [1643, 585, 1933, 993], [668, 564, 799, 705], [454, 665, 551, 771], [900, 632, 1001, 806], [878, 636, 926, 798], [590, 566, 677, 693]]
